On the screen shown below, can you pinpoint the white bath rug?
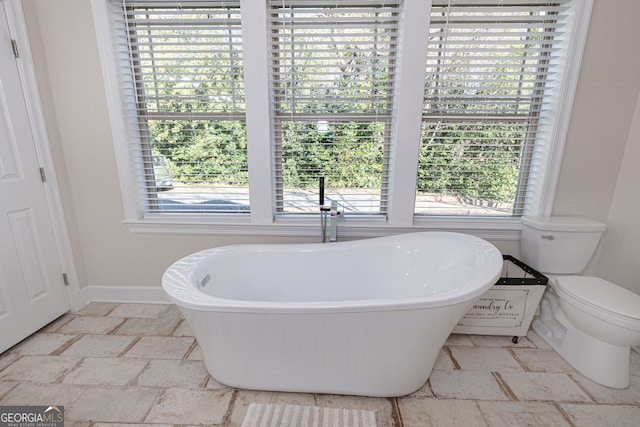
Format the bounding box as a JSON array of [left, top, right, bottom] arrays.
[[241, 403, 378, 427]]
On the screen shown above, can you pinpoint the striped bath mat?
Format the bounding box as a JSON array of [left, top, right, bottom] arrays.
[[241, 403, 377, 427]]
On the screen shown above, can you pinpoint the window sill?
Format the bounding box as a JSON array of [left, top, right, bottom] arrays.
[[123, 214, 521, 240]]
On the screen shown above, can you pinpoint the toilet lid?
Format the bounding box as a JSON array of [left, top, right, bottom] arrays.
[[556, 276, 640, 320]]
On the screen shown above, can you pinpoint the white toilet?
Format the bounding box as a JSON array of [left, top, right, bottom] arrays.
[[521, 216, 640, 389]]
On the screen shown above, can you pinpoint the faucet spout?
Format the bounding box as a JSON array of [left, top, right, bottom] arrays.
[[329, 201, 340, 243], [319, 177, 330, 242], [319, 177, 341, 243], [329, 215, 337, 243]]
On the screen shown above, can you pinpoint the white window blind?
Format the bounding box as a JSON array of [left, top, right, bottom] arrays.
[[416, 0, 570, 216], [108, 0, 249, 214], [268, 0, 400, 215]]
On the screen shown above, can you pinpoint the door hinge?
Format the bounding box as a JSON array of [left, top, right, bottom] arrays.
[[39, 167, 46, 182], [62, 273, 69, 286], [11, 39, 19, 58]]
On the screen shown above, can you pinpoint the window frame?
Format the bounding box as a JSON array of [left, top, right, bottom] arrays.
[[105, 0, 252, 216], [415, 0, 568, 217], [91, 0, 594, 239], [267, 0, 400, 217]]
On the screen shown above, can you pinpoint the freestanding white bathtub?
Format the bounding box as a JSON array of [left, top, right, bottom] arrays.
[[162, 232, 502, 397]]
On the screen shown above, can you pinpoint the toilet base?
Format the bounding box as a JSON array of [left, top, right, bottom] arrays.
[[532, 292, 631, 389]]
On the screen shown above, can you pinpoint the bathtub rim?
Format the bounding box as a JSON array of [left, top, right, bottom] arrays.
[[162, 231, 503, 314]]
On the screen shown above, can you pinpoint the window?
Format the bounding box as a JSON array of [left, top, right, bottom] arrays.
[[108, 0, 249, 214], [96, 0, 591, 235], [268, 1, 400, 215], [416, 0, 571, 216]]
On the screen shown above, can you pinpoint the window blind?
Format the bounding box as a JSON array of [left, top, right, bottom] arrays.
[[108, 0, 249, 214], [268, 0, 400, 215], [416, 0, 569, 216]]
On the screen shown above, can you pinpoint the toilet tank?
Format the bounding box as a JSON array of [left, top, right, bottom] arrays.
[[520, 216, 606, 274]]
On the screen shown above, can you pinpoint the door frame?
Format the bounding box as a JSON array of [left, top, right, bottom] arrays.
[[2, 0, 83, 310]]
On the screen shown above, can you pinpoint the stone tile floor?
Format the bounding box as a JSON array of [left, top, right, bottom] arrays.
[[1, 302, 639, 426]]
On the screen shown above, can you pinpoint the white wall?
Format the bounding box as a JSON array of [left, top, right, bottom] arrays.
[[550, 0, 640, 288], [552, 0, 640, 222], [20, 0, 640, 293], [594, 91, 640, 293]]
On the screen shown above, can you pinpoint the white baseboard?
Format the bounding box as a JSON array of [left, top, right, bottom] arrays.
[[83, 285, 171, 305]]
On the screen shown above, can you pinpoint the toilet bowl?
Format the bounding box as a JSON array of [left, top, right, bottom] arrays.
[[554, 276, 640, 345], [522, 216, 640, 389], [532, 276, 640, 388]]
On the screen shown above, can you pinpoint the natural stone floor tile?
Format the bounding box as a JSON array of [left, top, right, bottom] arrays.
[[445, 334, 475, 347], [137, 359, 209, 388], [429, 370, 509, 400], [172, 320, 194, 337], [69, 386, 161, 423], [145, 388, 233, 425], [61, 335, 136, 357], [630, 349, 640, 377], [449, 347, 523, 372], [8, 333, 76, 356], [186, 344, 204, 361], [0, 382, 85, 406], [205, 376, 231, 390], [0, 382, 17, 400], [407, 380, 434, 398], [74, 302, 119, 317], [499, 372, 592, 402], [163, 304, 184, 318], [570, 373, 640, 404], [123, 336, 194, 359], [432, 349, 455, 371], [398, 398, 488, 427], [525, 330, 552, 350], [58, 316, 124, 335], [62, 357, 148, 386], [467, 334, 535, 348], [0, 355, 80, 383], [510, 348, 574, 373], [113, 317, 181, 336], [40, 314, 73, 333], [476, 401, 572, 427], [0, 352, 21, 371], [108, 303, 170, 319], [560, 403, 640, 427]]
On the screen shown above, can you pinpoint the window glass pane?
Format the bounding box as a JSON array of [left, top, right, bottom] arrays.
[[276, 119, 387, 214], [112, 1, 249, 213], [416, 1, 567, 216], [417, 120, 529, 215], [269, 1, 399, 215], [148, 119, 249, 212]]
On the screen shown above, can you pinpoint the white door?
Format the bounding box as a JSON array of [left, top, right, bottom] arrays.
[[0, 3, 70, 353]]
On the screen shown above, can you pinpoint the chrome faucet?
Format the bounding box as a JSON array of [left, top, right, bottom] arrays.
[[319, 177, 329, 242], [329, 200, 341, 243], [319, 177, 341, 243]]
